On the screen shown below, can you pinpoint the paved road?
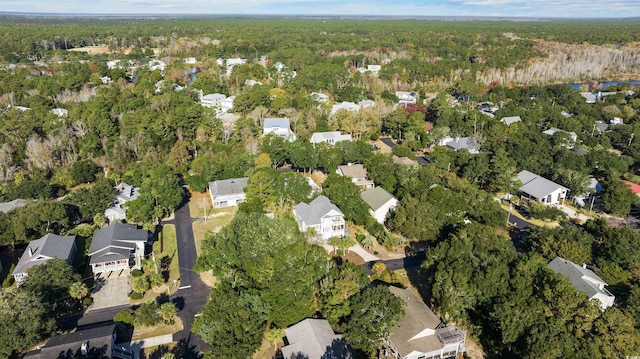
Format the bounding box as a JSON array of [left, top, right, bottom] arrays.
[[504, 208, 535, 230], [380, 137, 397, 148], [170, 200, 210, 358], [362, 251, 427, 275]]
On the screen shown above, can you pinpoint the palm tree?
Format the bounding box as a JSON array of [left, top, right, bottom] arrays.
[[159, 302, 177, 324], [149, 273, 165, 288], [266, 327, 284, 352], [132, 276, 150, 294], [69, 281, 89, 300]]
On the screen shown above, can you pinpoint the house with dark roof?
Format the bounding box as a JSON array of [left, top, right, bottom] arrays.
[[281, 318, 354, 359], [208, 177, 249, 208], [516, 170, 568, 205], [361, 187, 399, 224], [88, 224, 149, 276], [293, 196, 346, 241], [386, 286, 466, 359], [548, 257, 615, 311], [23, 324, 133, 359], [310, 131, 352, 145], [0, 198, 28, 213], [104, 182, 140, 222], [13, 234, 77, 286], [336, 163, 375, 190]]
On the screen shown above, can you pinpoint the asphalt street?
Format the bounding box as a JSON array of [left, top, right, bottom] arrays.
[[362, 251, 427, 275]]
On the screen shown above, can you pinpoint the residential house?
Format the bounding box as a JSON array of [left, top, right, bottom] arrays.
[[106, 60, 122, 70], [220, 96, 235, 113], [611, 117, 624, 125], [13, 234, 77, 286], [367, 64, 382, 74], [441, 136, 479, 154], [561, 111, 573, 118], [88, 224, 149, 276], [148, 60, 166, 72], [104, 182, 140, 222], [330, 101, 360, 116], [580, 92, 597, 104], [0, 198, 28, 213], [310, 131, 352, 145], [225, 58, 247, 75], [245, 79, 262, 86], [201, 93, 227, 108], [396, 91, 418, 105], [336, 163, 375, 190], [361, 187, 399, 224], [208, 177, 249, 208], [23, 324, 132, 359], [516, 170, 569, 205], [358, 99, 375, 108], [392, 155, 418, 167], [501, 116, 522, 126], [548, 257, 615, 311], [219, 113, 240, 129], [622, 180, 640, 196], [281, 318, 354, 359], [386, 286, 466, 359], [183, 57, 197, 64], [574, 178, 602, 207], [310, 92, 329, 102], [263, 118, 296, 140], [273, 61, 287, 72], [12, 105, 31, 112], [293, 196, 347, 241], [477, 102, 498, 113], [595, 121, 609, 134], [50, 108, 68, 117], [543, 127, 578, 144]]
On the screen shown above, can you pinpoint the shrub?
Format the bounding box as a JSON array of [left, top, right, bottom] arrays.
[[130, 292, 143, 300], [2, 264, 15, 288], [114, 309, 136, 324], [392, 144, 414, 158], [70, 159, 100, 185], [135, 301, 161, 326], [82, 297, 94, 307], [131, 269, 144, 277], [527, 201, 566, 221]]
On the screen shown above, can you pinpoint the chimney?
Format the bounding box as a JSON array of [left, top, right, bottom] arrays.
[[28, 247, 33, 257]]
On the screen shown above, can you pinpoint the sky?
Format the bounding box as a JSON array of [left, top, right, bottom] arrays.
[[2, 0, 639, 18]]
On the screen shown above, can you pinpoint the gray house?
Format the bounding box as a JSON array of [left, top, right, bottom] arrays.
[[516, 170, 568, 206], [361, 187, 399, 224], [104, 182, 140, 222], [548, 257, 615, 311], [88, 224, 148, 276], [386, 286, 466, 359], [293, 196, 347, 241], [0, 198, 28, 213], [281, 318, 354, 359], [208, 177, 249, 208], [23, 324, 132, 359], [13, 234, 77, 286]]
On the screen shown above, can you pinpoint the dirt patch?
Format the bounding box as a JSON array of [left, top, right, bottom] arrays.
[[68, 46, 110, 54], [464, 334, 487, 359], [329, 250, 365, 265], [199, 270, 218, 288], [132, 317, 183, 341]]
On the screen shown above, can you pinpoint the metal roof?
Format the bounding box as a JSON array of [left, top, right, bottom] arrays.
[[548, 256, 611, 299], [501, 116, 522, 126], [263, 118, 290, 129], [337, 164, 368, 179], [361, 187, 397, 212], [0, 198, 28, 213], [516, 170, 568, 200], [208, 177, 248, 197]]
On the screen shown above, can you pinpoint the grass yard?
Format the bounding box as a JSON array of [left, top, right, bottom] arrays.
[[188, 190, 213, 219], [131, 317, 183, 341], [501, 203, 560, 229], [131, 224, 180, 304], [192, 206, 238, 256]]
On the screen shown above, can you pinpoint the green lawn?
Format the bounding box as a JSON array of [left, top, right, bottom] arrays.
[[192, 207, 238, 256]]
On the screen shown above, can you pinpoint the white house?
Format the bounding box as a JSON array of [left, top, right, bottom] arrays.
[[361, 187, 399, 224], [580, 92, 597, 104], [106, 60, 122, 70], [330, 101, 360, 116], [104, 182, 140, 222], [293, 196, 347, 241], [336, 163, 375, 190], [501, 116, 521, 126], [88, 224, 149, 276], [220, 96, 235, 113], [574, 178, 602, 207], [201, 93, 227, 108], [611, 117, 624, 125], [367, 64, 382, 74], [386, 286, 466, 359], [13, 234, 77, 286], [225, 58, 247, 75], [208, 177, 248, 208], [310, 131, 352, 145], [263, 118, 295, 140], [282, 319, 354, 359], [543, 127, 578, 144], [441, 136, 479, 154], [245, 79, 262, 86], [396, 91, 418, 105], [516, 170, 568, 205], [183, 57, 197, 64], [358, 99, 375, 108], [50, 108, 68, 117], [149, 60, 166, 72], [310, 92, 329, 102], [548, 257, 615, 311]]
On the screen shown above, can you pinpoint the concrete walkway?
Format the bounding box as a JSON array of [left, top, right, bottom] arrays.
[[321, 243, 381, 262], [122, 334, 175, 359], [555, 204, 591, 223]]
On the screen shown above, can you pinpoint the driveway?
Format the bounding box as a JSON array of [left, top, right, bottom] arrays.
[[90, 270, 131, 310]]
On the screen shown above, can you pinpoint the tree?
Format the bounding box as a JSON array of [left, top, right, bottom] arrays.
[[136, 300, 161, 326], [69, 281, 89, 300], [341, 286, 404, 353], [70, 159, 100, 185], [132, 276, 150, 294], [266, 327, 284, 352], [64, 178, 116, 221], [323, 174, 371, 225], [22, 259, 80, 309], [601, 178, 637, 216], [149, 273, 165, 288], [159, 302, 178, 324]]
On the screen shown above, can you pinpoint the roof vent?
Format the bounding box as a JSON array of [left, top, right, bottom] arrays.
[[81, 342, 88, 355], [28, 247, 33, 257]]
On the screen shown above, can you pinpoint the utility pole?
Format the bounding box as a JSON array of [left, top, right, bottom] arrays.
[[629, 133, 635, 147], [506, 202, 513, 227], [202, 197, 208, 222]]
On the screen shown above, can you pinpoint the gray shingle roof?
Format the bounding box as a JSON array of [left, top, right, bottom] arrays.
[[14, 234, 76, 276], [294, 196, 343, 226], [501, 116, 522, 126], [516, 170, 568, 200], [89, 224, 148, 264], [337, 164, 367, 179], [282, 319, 353, 359], [445, 137, 478, 151], [548, 256, 611, 299], [26, 324, 115, 359], [208, 177, 248, 197], [361, 187, 397, 212], [264, 118, 290, 129], [0, 198, 28, 213]]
